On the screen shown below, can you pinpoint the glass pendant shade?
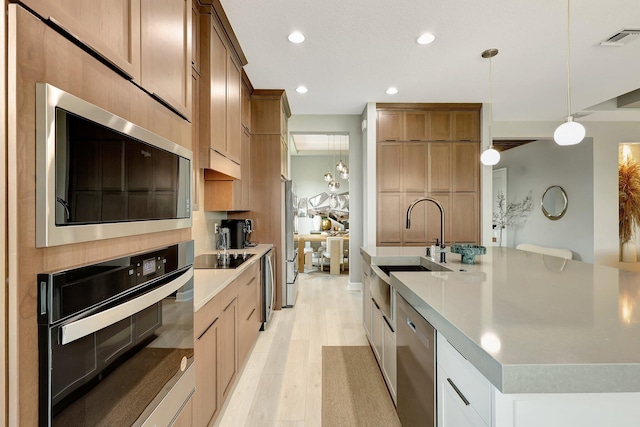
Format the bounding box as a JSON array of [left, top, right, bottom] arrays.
[[340, 167, 349, 180], [323, 171, 333, 182], [480, 147, 500, 166], [328, 179, 340, 192], [336, 160, 346, 172], [553, 117, 585, 146]]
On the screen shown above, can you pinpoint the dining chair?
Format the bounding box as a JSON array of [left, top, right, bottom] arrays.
[[322, 237, 344, 274]]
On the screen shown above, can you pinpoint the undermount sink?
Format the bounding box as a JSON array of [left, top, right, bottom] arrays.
[[377, 265, 431, 276]]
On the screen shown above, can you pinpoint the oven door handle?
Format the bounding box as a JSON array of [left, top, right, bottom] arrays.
[[60, 266, 193, 345]]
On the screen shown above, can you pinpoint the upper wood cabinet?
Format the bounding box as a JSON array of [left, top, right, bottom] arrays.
[[140, 0, 192, 120], [452, 111, 479, 141], [252, 90, 291, 179], [21, 0, 142, 79], [203, 128, 251, 211], [191, 0, 200, 73], [23, 0, 193, 120], [241, 77, 252, 131], [199, 12, 242, 178], [377, 111, 404, 141], [377, 108, 479, 142], [376, 104, 481, 246]]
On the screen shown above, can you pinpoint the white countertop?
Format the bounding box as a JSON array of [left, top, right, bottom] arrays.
[[362, 245, 640, 393], [193, 244, 272, 311]]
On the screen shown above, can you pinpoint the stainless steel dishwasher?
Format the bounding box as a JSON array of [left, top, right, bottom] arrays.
[[397, 293, 436, 427]]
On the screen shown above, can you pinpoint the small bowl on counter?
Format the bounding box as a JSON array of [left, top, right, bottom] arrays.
[[450, 244, 486, 264]]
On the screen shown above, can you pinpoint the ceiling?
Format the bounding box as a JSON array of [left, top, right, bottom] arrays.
[[220, 0, 640, 124]]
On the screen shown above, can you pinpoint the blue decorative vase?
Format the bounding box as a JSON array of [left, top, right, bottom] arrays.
[[450, 244, 487, 264]]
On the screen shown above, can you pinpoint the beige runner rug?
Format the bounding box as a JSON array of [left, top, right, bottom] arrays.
[[322, 346, 401, 427]]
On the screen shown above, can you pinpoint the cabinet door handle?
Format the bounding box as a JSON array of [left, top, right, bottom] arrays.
[[246, 308, 256, 321], [407, 318, 417, 333], [447, 378, 470, 406]]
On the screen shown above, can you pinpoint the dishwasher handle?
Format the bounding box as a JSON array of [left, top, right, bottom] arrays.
[[447, 378, 471, 406]]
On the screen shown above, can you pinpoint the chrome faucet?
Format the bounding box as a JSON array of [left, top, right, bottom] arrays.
[[406, 197, 447, 263]]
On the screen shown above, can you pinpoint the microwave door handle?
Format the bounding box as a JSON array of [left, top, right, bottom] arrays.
[[60, 266, 193, 345]]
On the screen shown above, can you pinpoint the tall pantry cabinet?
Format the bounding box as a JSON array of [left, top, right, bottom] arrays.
[[376, 105, 481, 246]]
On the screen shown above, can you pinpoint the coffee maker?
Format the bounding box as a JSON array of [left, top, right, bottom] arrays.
[[221, 219, 256, 249]]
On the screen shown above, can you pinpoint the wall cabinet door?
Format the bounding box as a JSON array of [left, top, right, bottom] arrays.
[[227, 56, 242, 163], [404, 193, 428, 245], [141, 0, 191, 119], [403, 142, 428, 192], [377, 111, 404, 141], [429, 111, 453, 141], [453, 142, 479, 192], [426, 193, 452, 246], [452, 193, 478, 243], [21, 0, 141, 79], [404, 112, 429, 141], [194, 317, 219, 426], [377, 143, 402, 192], [203, 14, 227, 155], [218, 298, 237, 402], [428, 143, 452, 192], [377, 193, 403, 245], [453, 111, 479, 141]]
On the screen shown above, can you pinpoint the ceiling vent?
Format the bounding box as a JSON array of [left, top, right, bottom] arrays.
[[599, 29, 640, 47]]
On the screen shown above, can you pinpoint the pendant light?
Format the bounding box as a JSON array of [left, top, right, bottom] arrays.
[[336, 135, 346, 172], [339, 135, 349, 179], [553, 0, 585, 146], [328, 135, 340, 191], [323, 135, 333, 182], [480, 48, 500, 166]]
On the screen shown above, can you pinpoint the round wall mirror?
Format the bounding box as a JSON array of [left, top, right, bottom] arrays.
[[541, 186, 568, 220]]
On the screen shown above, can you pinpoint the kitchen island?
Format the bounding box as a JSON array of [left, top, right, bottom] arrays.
[[362, 246, 640, 426]]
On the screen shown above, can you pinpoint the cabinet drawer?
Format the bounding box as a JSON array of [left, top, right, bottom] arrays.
[[437, 333, 492, 425], [238, 274, 258, 321], [195, 293, 220, 338], [236, 260, 259, 290], [218, 278, 239, 310]]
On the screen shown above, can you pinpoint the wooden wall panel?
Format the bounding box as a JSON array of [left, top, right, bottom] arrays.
[[8, 6, 191, 425]]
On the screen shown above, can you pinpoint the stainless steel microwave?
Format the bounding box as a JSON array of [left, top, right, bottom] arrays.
[[36, 83, 192, 247]]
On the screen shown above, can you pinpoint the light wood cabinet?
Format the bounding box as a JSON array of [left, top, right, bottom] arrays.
[[199, 12, 242, 177], [235, 90, 290, 309], [140, 0, 191, 120], [376, 105, 480, 246], [191, 0, 200, 73], [22, 0, 193, 119], [172, 395, 193, 427], [428, 142, 453, 192], [376, 143, 402, 192], [453, 142, 479, 192], [237, 261, 261, 365], [241, 78, 252, 131], [429, 111, 453, 141], [218, 297, 237, 402], [194, 259, 262, 426], [452, 193, 478, 243], [377, 193, 403, 245], [453, 111, 479, 141], [377, 111, 404, 141], [20, 0, 142, 79], [404, 111, 429, 141], [194, 295, 220, 427], [203, 127, 251, 211]]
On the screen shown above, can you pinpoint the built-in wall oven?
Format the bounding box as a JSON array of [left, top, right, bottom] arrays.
[[37, 241, 195, 427]]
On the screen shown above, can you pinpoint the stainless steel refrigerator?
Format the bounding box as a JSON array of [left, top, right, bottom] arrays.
[[281, 179, 298, 307]]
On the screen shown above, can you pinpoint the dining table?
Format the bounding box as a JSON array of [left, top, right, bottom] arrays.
[[295, 233, 350, 273]]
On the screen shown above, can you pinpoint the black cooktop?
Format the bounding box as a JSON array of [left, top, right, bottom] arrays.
[[194, 253, 254, 269]]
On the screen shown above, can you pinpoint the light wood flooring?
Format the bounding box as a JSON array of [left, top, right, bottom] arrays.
[[214, 270, 367, 427]]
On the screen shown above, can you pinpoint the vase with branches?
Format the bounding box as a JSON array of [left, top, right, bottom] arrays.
[[619, 158, 640, 261], [493, 191, 533, 247]]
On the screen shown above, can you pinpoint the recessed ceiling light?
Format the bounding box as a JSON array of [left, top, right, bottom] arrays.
[[288, 32, 305, 43], [296, 86, 308, 94], [417, 33, 436, 45], [386, 87, 398, 95]]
